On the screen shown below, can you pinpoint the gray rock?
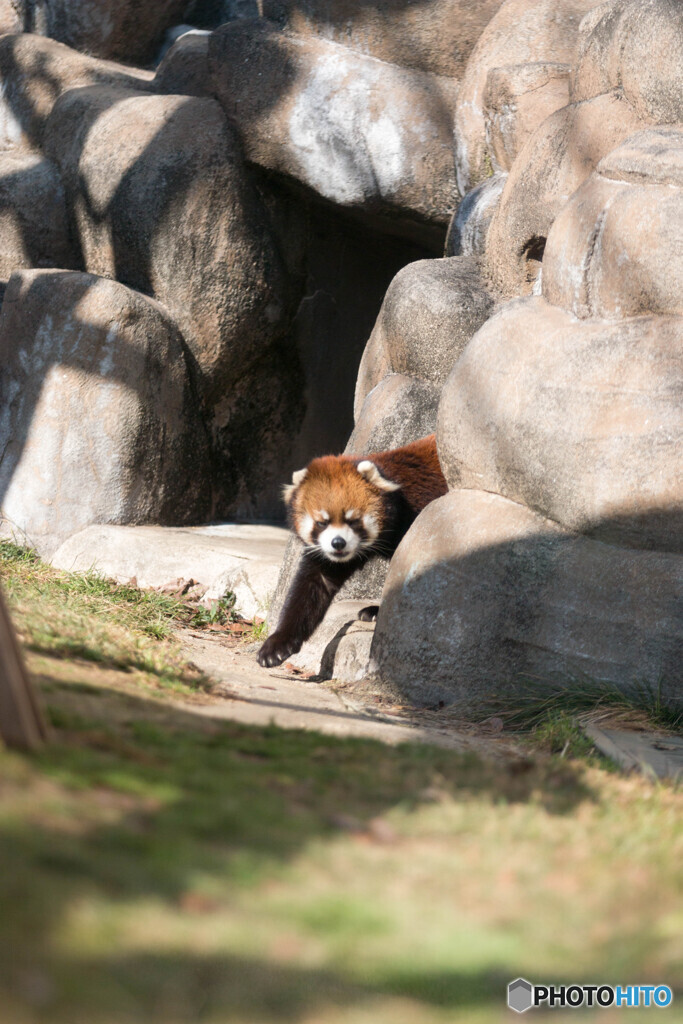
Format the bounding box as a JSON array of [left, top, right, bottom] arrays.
[[154, 30, 214, 95], [484, 62, 570, 174], [0, 153, 78, 283], [354, 256, 494, 414], [52, 522, 289, 620], [286, 600, 372, 677], [543, 129, 683, 320], [44, 87, 291, 403], [10, 0, 188, 65], [347, 374, 439, 456], [0, 33, 153, 151], [454, 0, 597, 195], [572, 0, 683, 125], [437, 297, 683, 553], [209, 20, 458, 243], [484, 91, 647, 298], [369, 489, 683, 708], [0, 269, 211, 557], [259, 0, 505, 79], [445, 172, 506, 261]]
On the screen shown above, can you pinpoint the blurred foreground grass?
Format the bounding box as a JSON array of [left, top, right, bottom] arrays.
[[0, 540, 681, 1024]]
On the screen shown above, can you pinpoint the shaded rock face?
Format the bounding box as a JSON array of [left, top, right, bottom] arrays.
[[437, 298, 683, 553], [260, 0, 506, 79], [209, 20, 458, 245], [0, 33, 153, 151], [45, 88, 292, 404], [454, 0, 597, 195], [0, 270, 211, 557], [369, 490, 683, 708], [10, 1, 188, 66], [0, 153, 78, 284], [355, 257, 494, 417]]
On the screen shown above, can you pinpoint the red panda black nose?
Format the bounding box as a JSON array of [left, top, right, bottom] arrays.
[[331, 536, 347, 551]]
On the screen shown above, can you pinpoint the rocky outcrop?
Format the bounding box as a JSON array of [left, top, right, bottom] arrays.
[[0, 33, 153, 152], [8, 1, 188, 66], [369, 490, 683, 707], [437, 298, 682, 553], [0, 270, 211, 557], [454, 0, 597, 195], [44, 88, 292, 403], [0, 153, 77, 283], [260, 0, 506, 79], [209, 20, 458, 244]]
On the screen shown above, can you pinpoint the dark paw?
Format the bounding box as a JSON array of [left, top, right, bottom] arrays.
[[358, 605, 380, 622], [257, 633, 302, 668]]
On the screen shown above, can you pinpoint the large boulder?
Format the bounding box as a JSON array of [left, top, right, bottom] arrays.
[[0, 270, 211, 557], [209, 20, 458, 244], [0, 153, 78, 284], [260, 0, 505, 79], [454, 0, 597, 195], [0, 33, 153, 151], [9, 1, 188, 66], [354, 256, 494, 416], [369, 489, 683, 708], [44, 88, 293, 404], [484, 91, 646, 297], [347, 374, 439, 455], [543, 128, 683, 319], [572, 0, 683, 124], [437, 297, 683, 553]]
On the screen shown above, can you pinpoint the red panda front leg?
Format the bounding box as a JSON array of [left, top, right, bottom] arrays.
[[258, 557, 357, 668]]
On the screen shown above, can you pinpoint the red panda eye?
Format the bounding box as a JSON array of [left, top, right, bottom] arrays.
[[315, 520, 327, 529]]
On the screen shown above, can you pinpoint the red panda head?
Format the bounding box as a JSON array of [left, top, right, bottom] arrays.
[[283, 455, 399, 562]]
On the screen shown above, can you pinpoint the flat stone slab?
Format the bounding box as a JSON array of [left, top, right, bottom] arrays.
[[50, 523, 289, 620], [583, 723, 683, 781]]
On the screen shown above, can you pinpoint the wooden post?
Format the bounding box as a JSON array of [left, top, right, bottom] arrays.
[[0, 585, 47, 748]]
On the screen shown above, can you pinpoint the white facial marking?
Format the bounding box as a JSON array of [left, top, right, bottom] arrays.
[[345, 509, 359, 521], [362, 512, 379, 544], [317, 523, 361, 562], [357, 460, 400, 492], [314, 510, 330, 522], [298, 512, 315, 545]]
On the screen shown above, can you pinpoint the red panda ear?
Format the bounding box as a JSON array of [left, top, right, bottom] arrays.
[[357, 460, 400, 493], [282, 467, 308, 504]]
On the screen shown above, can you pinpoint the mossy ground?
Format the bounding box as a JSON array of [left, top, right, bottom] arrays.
[[0, 541, 681, 1023]]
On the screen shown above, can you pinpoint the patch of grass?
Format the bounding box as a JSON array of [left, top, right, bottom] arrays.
[[190, 592, 237, 628], [0, 539, 203, 693]]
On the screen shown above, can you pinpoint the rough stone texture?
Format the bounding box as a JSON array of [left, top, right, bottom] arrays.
[[572, 0, 683, 124], [369, 490, 683, 708], [51, 522, 289, 620], [154, 30, 214, 97], [0, 269, 211, 558], [484, 62, 570, 173], [543, 129, 683, 320], [209, 20, 458, 242], [454, 0, 597, 195], [347, 374, 439, 456], [484, 91, 647, 297], [0, 152, 77, 283], [354, 257, 494, 415], [0, 33, 153, 152], [184, 0, 259, 28], [0, 2, 20, 34], [286, 599, 371, 676], [10, 0, 188, 66], [437, 297, 683, 553], [445, 172, 506, 260], [44, 88, 292, 404], [260, 0, 505, 79]]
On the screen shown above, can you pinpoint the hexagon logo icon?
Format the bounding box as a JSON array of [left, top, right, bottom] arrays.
[[508, 978, 533, 1013]]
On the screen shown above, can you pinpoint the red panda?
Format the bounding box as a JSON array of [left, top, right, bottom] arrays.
[[258, 433, 447, 667]]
